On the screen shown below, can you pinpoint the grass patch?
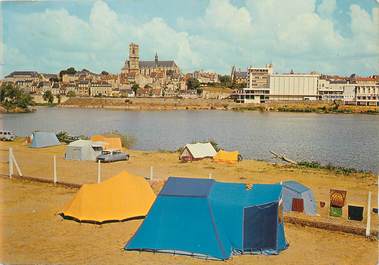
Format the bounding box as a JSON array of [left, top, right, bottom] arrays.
[[297, 160, 368, 175]]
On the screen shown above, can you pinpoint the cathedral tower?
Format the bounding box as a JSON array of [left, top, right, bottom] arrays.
[[129, 43, 140, 74]]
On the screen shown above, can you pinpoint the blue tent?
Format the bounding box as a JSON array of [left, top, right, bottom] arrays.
[[125, 177, 288, 260], [30, 132, 60, 148], [281, 181, 317, 215]]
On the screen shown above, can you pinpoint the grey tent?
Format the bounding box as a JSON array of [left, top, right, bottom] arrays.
[[30, 131, 60, 148], [65, 140, 104, 161], [281, 180, 317, 215]]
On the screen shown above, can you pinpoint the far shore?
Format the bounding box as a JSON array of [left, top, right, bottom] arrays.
[[57, 97, 379, 114]]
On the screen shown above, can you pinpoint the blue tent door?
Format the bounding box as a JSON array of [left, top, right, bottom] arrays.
[[243, 202, 278, 252]]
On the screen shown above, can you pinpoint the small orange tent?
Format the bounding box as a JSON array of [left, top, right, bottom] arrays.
[[213, 150, 240, 164], [61, 171, 156, 223], [91, 135, 122, 150]]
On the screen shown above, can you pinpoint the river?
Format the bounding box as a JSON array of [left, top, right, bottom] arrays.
[[1, 107, 378, 173]]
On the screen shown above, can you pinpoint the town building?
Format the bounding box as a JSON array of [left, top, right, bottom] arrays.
[[76, 80, 90, 96], [4, 71, 40, 83], [234, 65, 320, 103], [193, 71, 219, 85], [269, 74, 320, 101], [353, 77, 379, 106], [231, 66, 248, 85], [248, 64, 273, 89], [90, 81, 112, 97], [121, 43, 180, 81]]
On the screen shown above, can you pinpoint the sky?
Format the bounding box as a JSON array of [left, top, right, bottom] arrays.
[[0, 0, 378, 77]]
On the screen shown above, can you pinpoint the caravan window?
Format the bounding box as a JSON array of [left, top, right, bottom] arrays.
[[92, 146, 103, 152]]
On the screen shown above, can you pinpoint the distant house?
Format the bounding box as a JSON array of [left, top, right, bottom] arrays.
[[231, 66, 248, 85], [62, 73, 77, 84], [90, 81, 112, 97], [77, 80, 90, 96], [4, 71, 40, 83], [136, 86, 162, 97], [119, 89, 135, 98]]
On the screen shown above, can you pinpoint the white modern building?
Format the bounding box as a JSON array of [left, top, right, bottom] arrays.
[[234, 72, 320, 103], [269, 74, 319, 101]]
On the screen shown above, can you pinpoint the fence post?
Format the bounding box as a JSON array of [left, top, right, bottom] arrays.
[[53, 155, 57, 184], [8, 148, 13, 178], [366, 191, 371, 237], [97, 160, 101, 183], [150, 166, 154, 181], [11, 151, 22, 177]]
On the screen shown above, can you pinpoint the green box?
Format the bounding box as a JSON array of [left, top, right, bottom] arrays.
[[330, 206, 343, 217]]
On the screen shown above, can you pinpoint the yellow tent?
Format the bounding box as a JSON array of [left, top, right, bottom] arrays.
[[213, 150, 240, 164], [91, 135, 123, 150], [61, 171, 156, 223]]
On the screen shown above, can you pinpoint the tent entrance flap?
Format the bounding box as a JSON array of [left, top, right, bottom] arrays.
[[243, 202, 278, 252]]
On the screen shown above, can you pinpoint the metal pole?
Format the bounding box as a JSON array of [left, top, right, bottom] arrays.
[[150, 166, 153, 181], [366, 191, 371, 237], [53, 155, 57, 184], [97, 160, 101, 183], [8, 147, 13, 178]]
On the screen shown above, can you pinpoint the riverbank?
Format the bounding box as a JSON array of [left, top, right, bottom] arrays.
[[0, 140, 377, 265], [0, 104, 34, 113], [60, 97, 379, 114]]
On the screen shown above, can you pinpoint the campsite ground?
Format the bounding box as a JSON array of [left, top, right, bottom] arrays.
[[0, 178, 377, 265], [0, 140, 378, 264]]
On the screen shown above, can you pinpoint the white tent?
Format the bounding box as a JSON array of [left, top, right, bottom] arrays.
[[65, 140, 104, 161], [179, 143, 217, 161]]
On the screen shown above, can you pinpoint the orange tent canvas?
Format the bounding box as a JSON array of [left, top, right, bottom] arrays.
[[61, 171, 156, 223], [213, 150, 239, 164], [91, 135, 122, 150]]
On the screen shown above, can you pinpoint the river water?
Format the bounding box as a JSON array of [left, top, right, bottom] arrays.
[[1, 107, 378, 173]]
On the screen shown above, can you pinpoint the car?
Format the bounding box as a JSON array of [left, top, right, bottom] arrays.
[[0, 130, 16, 141], [96, 149, 129, 163]]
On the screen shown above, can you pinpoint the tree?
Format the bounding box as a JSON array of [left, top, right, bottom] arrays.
[[43, 90, 54, 104], [56, 94, 61, 104], [67, 91, 76, 97], [219, 75, 232, 87], [101, 71, 109, 75], [0, 83, 33, 110], [186, 77, 200, 90], [59, 67, 77, 79], [131, 83, 139, 95]]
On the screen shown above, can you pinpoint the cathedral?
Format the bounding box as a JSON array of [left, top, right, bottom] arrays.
[[121, 43, 180, 79]]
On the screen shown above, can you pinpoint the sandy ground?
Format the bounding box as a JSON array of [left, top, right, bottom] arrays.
[[0, 140, 377, 222], [0, 177, 377, 265], [0, 140, 378, 264]]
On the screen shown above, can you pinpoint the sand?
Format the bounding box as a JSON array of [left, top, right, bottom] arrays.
[[0, 178, 377, 265], [0, 140, 378, 264]]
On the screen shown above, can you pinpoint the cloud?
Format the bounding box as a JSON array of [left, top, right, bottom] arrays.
[[2, 0, 378, 76], [317, 0, 337, 17]]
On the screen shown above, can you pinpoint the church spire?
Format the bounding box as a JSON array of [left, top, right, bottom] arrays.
[[155, 52, 158, 66]]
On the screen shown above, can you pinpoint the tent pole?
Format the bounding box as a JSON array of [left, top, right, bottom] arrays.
[[97, 160, 101, 183], [8, 147, 13, 178], [53, 155, 57, 185], [366, 191, 371, 237]]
